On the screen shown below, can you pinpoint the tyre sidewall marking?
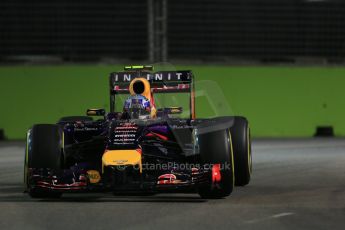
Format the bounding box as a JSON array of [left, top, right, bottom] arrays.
[[247, 125, 252, 175], [24, 130, 30, 188], [228, 130, 235, 187]]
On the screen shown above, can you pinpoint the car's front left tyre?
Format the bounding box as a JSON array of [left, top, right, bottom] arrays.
[[230, 117, 252, 186], [197, 128, 235, 199]]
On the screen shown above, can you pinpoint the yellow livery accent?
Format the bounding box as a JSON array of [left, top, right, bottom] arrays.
[[87, 110, 97, 115], [129, 78, 151, 99], [102, 150, 142, 173], [87, 170, 101, 184]]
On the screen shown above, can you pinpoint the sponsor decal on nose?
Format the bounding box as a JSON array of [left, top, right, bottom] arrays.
[[86, 170, 101, 184]]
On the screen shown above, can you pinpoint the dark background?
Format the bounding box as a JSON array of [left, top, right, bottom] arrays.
[[1, 0, 345, 63]]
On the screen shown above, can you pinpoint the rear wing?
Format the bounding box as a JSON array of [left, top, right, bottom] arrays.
[[110, 70, 193, 94], [109, 70, 195, 118]]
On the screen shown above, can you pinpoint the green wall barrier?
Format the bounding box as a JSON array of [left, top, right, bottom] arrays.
[[0, 65, 344, 139]]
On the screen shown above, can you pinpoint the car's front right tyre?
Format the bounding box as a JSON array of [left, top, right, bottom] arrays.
[[25, 124, 63, 198]]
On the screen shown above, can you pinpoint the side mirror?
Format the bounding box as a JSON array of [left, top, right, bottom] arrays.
[[86, 108, 106, 116], [159, 107, 183, 114], [168, 107, 183, 114]]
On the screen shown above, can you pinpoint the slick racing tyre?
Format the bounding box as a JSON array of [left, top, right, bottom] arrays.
[[197, 128, 235, 199], [58, 116, 93, 123], [230, 117, 252, 186], [25, 124, 63, 198]]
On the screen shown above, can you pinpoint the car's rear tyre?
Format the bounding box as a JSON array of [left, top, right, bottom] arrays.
[[230, 117, 252, 186], [58, 116, 93, 123], [25, 124, 63, 198], [197, 128, 234, 199]]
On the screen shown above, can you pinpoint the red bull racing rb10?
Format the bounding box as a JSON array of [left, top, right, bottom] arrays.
[[24, 65, 252, 199]]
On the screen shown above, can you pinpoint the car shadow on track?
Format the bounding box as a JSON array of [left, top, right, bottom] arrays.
[[0, 183, 207, 203], [0, 195, 208, 203], [42, 196, 207, 203]]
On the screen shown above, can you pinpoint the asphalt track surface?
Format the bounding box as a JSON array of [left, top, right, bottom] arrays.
[[0, 139, 344, 230]]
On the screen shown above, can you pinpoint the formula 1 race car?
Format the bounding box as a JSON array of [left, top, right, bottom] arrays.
[[24, 65, 252, 199]]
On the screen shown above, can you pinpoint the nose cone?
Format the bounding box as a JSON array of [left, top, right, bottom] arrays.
[[102, 149, 142, 173]]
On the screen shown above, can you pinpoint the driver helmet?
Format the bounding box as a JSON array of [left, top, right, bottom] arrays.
[[123, 95, 151, 119]]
